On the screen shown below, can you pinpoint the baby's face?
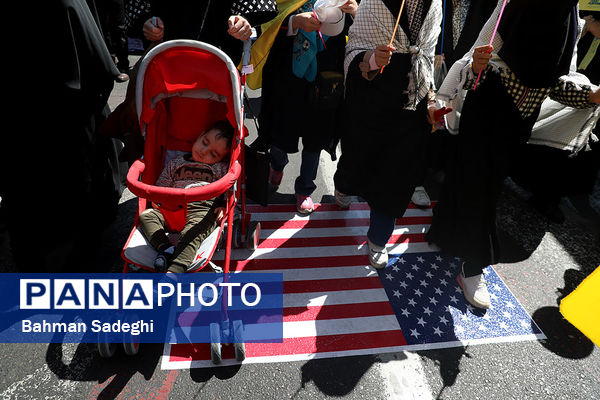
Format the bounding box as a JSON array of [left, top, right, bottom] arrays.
[[191, 129, 229, 164]]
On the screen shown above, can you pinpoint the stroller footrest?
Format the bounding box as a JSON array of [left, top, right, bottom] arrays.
[[123, 226, 221, 272], [186, 227, 222, 272]]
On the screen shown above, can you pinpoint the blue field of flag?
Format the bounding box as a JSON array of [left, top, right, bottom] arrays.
[[380, 252, 544, 347]]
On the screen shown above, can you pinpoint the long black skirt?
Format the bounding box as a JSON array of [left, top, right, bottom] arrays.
[[258, 31, 345, 156], [426, 72, 538, 267], [334, 52, 432, 217]]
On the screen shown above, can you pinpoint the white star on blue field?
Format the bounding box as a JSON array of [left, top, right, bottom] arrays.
[[377, 252, 544, 345]]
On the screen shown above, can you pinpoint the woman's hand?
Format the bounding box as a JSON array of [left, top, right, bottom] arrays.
[[471, 44, 493, 74], [228, 15, 252, 40], [590, 87, 600, 104], [292, 12, 322, 33], [340, 0, 358, 18], [434, 54, 445, 70], [583, 17, 600, 39], [374, 44, 395, 68], [427, 104, 437, 125], [427, 104, 452, 126], [143, 17, 164, 42]]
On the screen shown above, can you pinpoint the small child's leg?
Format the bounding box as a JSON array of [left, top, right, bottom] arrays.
[[139, 208, 171, 250], [139, 208, 174, 271], [168, 200, 219, 273]]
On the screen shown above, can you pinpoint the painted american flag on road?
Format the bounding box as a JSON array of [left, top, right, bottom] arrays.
[[161, 203, 544, 369]]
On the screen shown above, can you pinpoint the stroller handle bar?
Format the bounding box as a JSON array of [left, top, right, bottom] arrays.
[[126, 159, 242, 208]]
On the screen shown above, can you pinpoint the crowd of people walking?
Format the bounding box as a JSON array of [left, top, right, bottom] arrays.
[[2, 0, 598, 311]]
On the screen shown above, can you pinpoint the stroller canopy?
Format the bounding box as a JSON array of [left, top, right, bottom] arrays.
[[136, 40, 243, 139], [129, 40, 245, 208]]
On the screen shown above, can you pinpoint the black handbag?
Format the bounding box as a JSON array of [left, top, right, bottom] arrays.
[[308, 71, 345, 110], [244, 143, 270, 207]]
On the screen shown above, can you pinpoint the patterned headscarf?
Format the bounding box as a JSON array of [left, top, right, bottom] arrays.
[[345, 0, 442, 110]]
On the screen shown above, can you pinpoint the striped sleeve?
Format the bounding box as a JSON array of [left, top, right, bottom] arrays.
[[549, 79, 595, 109]]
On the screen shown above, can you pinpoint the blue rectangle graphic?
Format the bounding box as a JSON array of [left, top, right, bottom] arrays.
[[0, 273, 283, 344]]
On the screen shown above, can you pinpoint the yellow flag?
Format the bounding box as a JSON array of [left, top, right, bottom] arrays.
[[559, 266, 600, 346], [579, 0, 600, 11], [244, 0, 308, 90]]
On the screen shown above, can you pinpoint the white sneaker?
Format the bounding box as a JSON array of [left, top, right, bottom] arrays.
[[457, 270, 491, 309], [411, 186, 431, 208], [334, 189, 351, 209], [367, 239, 388, 269]]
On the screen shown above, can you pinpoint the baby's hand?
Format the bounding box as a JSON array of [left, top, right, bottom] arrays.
[[214, 207, 226, 223], [471, 45, 493, 74]]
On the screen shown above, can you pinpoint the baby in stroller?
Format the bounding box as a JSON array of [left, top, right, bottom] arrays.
[[138, 120, 234, 272]]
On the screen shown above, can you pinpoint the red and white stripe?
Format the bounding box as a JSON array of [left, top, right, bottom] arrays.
[[162, 202, 438, 369]]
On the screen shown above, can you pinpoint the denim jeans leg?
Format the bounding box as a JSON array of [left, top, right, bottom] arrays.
[[294, 149, 320, 196], [367, 207, 395, 247], [270, 146, 289, 172]]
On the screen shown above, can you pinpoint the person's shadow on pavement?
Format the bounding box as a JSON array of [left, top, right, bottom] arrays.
[[44, 315, 163, 400]]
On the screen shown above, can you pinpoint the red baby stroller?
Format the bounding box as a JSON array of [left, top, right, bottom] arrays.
[[110, 40, 261, 362]]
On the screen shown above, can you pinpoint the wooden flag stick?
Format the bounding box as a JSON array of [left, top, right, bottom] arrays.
[[380, 0, 407, 73], [474, 0, 508, 89]]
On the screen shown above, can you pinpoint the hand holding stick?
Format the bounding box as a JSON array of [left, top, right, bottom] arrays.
[[473, 0, 507, 89], [380, 0, 406, 73]]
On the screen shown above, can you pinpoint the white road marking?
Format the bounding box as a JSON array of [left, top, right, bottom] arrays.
[[377, 352, 433, 399]]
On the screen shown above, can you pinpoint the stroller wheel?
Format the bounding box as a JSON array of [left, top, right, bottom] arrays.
[[210, 322, 222, 364], [234, 342, 246, 362], [233, 320, 246, 362], [123, 340, 140, 356], [97, 339, 117, 358], [122, 314, 140, 355], [97, 325, 118, 358], [245, 221, 261, 251]]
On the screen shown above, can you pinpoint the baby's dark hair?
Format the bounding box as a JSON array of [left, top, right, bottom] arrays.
[[209, 120, 234, 149]]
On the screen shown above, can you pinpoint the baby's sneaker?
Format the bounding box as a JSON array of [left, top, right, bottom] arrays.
[[154, 246, 174, 272], [296, 194, 314, 215]]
